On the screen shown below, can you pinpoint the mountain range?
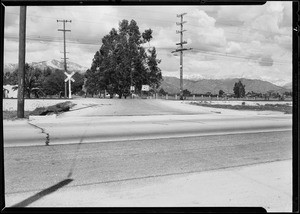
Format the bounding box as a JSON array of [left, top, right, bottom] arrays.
[[160, 76, 292, 94], [3, 60, 292, 94], [4, 59, 89, 74]]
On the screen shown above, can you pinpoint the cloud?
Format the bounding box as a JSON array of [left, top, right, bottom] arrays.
[[217, 5, 265, 24], [186, 9, 227, 53], [280, 2, 292, 27], [274, 34, 292, 50], [249, 2, 291, 40], [226, 41, 241, 54], [3, 4, 292, 86], [259, 56, 273, 66]]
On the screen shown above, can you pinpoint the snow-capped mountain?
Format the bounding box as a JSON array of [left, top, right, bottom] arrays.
[[4, 63, 19, 73], [4, 59, 89, 74], [282, 82, 292, 90]]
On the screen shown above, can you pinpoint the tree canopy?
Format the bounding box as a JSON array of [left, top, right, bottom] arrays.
[[218, 90, 225, 97], [85, 19, 162, 98], [4, 64, 44, 98], [4, 64, 85, 98], [233, 80, 246, 98]]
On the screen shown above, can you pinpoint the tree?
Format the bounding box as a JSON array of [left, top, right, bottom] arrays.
[[23, 64, 43, 98], [233, 80, 245, 98], [147, 47, 162, 90], [86, 19, 162, 99], [71, 72, 85, 95], [218, 90, 225, 97], [183, 89, 191, 98], [43, 69, 65, 96], [158, 88, 167, 96], [3, 71, 18, 85], [7, 64, 44, 98]]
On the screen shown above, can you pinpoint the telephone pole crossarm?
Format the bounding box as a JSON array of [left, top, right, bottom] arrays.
[[176, 41, 187, 45], [58, 29, 71, 32], [177, 12, 187, 17], [176, 30, 187, 33], [172, 48, 192, 53], [176, 21, 187, 25]]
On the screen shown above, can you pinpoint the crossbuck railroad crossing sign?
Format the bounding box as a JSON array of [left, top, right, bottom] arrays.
[[64, 71, 75, 98]]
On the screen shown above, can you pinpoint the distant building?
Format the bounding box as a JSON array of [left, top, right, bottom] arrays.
[[3, 85, 18, 98], [224, 93, 235, 98]]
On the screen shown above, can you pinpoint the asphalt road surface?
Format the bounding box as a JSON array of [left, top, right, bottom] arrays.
[[3, 98, 293, 208], [4, 131, 292, 195], [4, 99, 292, 147]]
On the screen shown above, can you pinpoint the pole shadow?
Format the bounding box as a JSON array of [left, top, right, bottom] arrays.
[[11, 178, 73, 207]]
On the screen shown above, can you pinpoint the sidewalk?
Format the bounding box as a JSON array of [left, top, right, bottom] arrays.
[[5, 160, 292, 212]]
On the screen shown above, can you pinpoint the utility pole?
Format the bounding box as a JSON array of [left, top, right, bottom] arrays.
[[17, 6, 26, 118], [172, 13, 192, 100], [57, 19, 71, 98]]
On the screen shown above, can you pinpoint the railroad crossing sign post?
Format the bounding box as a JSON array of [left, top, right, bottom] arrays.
[[64, 71, 75, 99], [130, 86, 135, 99]]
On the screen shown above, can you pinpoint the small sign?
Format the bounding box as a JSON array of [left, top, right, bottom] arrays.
[[64, 72, 75, 82], [141, 85, 149, 91], [130, 86, 135, 92]]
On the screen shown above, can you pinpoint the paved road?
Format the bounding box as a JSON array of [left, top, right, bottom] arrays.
[[4, 131, 292, 198], [4, 99, 292, 147], [3, 98, 293, 208]]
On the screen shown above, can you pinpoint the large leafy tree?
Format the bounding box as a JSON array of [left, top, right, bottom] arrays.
[[86, 19, 162, 98], [71, 72, 85, 95], [233, 80, 246, 98], [6, 64, 44, 98], [23, 64, 44, 98], [43, 69, 65, 96], [3, 71, 18, 85]]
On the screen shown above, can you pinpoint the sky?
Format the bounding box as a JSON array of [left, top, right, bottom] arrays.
[[3, 2, 292, 86]]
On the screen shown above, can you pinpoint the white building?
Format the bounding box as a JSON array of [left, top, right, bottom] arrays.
[[3, 85, 18, 98]]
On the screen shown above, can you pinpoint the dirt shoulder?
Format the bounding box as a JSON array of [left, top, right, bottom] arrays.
[[189, 101, 292, 114]]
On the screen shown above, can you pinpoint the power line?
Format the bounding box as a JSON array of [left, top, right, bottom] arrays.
[[4, 34, 291, 65], [4, 34, 101, 45], [190, 48, 291, 65], [5, 10, 291, 37]]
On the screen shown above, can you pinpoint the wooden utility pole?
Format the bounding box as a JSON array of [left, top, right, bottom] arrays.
[[17, 6, 26, 118], [172, 13, 192, 100], [57, 20, 71, 98]]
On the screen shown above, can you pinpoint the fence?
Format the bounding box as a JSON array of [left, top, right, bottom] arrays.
[[154, 94, 293, 102]]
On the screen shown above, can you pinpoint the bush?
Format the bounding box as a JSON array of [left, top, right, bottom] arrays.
[[30, 101, 76, 116]]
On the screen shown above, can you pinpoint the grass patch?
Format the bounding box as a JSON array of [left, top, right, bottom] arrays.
[[3, 111, 31, 120], [190, 102, 292, 114]]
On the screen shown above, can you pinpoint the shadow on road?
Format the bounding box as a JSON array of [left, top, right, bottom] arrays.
[[11, 178, 73, 207]]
